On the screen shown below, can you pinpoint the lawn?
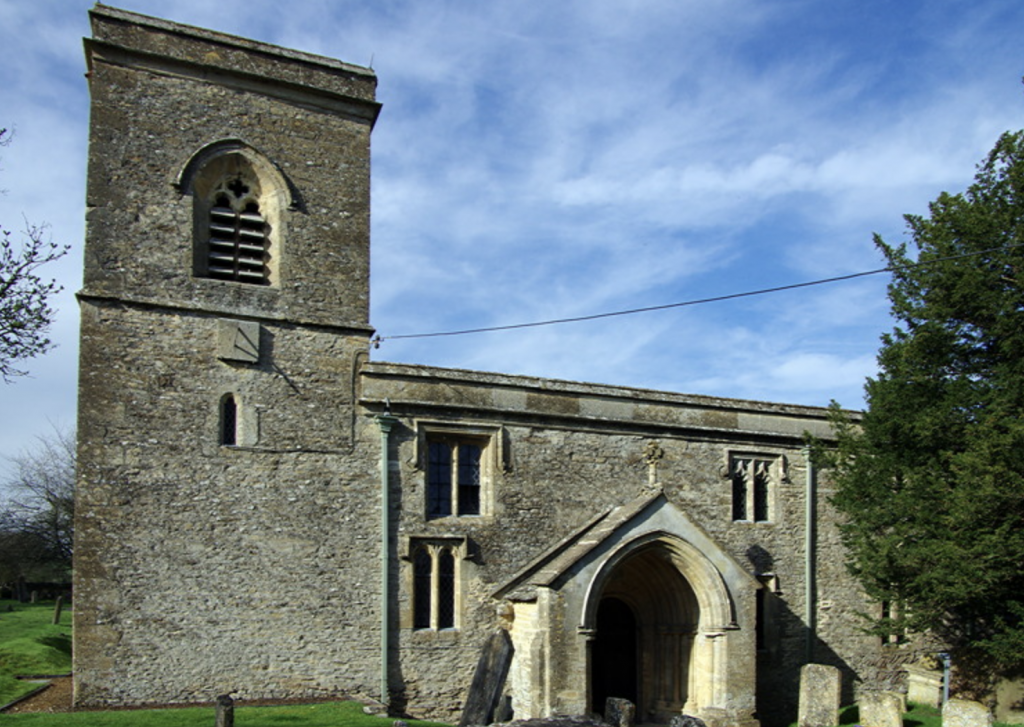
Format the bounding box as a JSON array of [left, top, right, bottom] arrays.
[[0, 599, 72, 707]]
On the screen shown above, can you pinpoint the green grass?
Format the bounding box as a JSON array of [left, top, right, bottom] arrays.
[[2, 699, 452, 727], [903, 702, 944, 727], [0, 600, 72, 707]]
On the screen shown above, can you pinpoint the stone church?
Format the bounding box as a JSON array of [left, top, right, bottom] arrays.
[[74, 6, 879, 726]]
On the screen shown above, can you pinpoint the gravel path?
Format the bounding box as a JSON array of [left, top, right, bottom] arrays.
[[3, 676, 73, 713]]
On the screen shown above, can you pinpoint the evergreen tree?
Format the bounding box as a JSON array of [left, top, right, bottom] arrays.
[[824, 130, 1024, 670]]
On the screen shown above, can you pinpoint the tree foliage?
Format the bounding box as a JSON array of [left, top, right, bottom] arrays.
[[0, 127, 69, 382], [821, 130, 1024, 671], [0, 427, 75, 591]]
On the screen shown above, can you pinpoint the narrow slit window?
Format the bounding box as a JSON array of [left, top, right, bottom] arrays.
[[437, 549, 456, 629], [221, 394, 238, 446]]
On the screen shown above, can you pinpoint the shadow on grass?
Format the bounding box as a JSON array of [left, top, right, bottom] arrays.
[[36, 635, 71, 657], [839, 705, 860, 724]]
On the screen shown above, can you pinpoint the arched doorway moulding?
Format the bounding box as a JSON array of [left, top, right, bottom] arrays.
[[580, 530, 736, 633], [580, 531, 737, 716]]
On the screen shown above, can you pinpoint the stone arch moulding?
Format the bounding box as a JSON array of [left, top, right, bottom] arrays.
[[579, 530, 747, 722], [176, 138, 297, 207], [580, 530, 737, 633], [177, 139, 298, 287]]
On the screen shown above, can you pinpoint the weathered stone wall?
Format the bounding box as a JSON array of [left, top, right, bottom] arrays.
[[362, 363, 879, 724], [74, 303, 383, 704]]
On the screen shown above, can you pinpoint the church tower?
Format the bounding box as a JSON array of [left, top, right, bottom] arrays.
[[75, 5, 382, 705]]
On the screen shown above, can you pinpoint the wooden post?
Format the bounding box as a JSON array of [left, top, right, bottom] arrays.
[[215, 694, 234, 727], [52, 596, 64, 625]]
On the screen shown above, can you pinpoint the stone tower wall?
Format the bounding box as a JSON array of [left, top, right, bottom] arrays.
[[75, 6, 383, 706]]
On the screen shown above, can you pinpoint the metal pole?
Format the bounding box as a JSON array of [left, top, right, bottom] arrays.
[[804, 448, 817, 663], [376, 414, 398, 711], [940, 652, 951, 705]]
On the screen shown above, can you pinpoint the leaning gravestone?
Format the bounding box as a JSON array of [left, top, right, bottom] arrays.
[[943, 699, 992, 727], [605, 697, 636, 727], [459, 630, 514, 727], [859, 691, 903, 727], [798, 664, 841, 727]]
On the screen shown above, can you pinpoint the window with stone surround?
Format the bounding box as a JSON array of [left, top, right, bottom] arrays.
[[178, 141, 290, 287], [417, 422, 502, 520], [220, 393, 239, 446], [410, 540, 462, 630], [729, 454, 784, 523], [427, 438, 482, 518]]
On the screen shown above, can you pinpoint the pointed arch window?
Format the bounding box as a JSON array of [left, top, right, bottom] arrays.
[[178, 141, 290, 288]]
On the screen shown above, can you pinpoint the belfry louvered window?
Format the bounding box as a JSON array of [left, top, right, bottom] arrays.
[[206, 177, 268, 284]]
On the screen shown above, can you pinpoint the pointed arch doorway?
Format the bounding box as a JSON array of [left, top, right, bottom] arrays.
[[589, 544, 700, 722]]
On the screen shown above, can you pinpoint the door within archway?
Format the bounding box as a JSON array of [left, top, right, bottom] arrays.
[[589, 545, 699, 722], [591, 597, 638, 713]]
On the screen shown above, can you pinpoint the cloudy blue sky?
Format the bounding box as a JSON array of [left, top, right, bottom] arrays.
[[1, 0, 1022, 467]]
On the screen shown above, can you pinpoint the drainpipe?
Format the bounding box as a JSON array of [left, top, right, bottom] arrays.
[[376, 414, 399, 710], [804, 447, 817, 663]]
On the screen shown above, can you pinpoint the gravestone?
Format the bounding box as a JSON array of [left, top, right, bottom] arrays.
[[215, 694, 234, 727], [859, 691, 903, 727], [605, 697, 636, 727], [905, 664, 943, 708], [943, 699, 992, 727], [459, 630, 514, 727], [798, 663, 841, 727]]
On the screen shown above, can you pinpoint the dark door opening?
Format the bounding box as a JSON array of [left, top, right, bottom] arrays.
[[591, 596, 638, 714]]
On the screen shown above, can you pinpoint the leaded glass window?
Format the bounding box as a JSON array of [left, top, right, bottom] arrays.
[[427, 438, 482, 518]]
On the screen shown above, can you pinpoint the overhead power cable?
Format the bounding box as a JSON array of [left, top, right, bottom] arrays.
[[373, 243, 1023, 346]]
